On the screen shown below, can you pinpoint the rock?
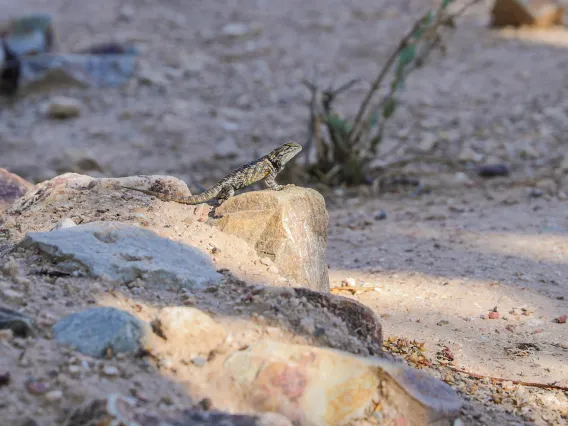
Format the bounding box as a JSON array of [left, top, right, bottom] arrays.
[[0, 168, 34, 212], [343, 277, 357, 287], [52, 306, 147, 357], [45, 96, 82, 119], [554, 315, 567, 324], [191, 356, 207, 367], [224, 341, 462, 426], [102, 365, 120, 377], [26, 379, 50, 395], [476, 164, 510, 178], [45, 389, 63, 402], [1, 288, 25, 305], [0, 306, 37, 337], [221, 22, 263, 39], [491, 0, 564, 28], [374, 210, 388, 220], [2, 14, 54, 56], [453, 172, 473, 186], [18, 52, 138, 94], [458, 146, 483, 163], [488, 311, 501, 320], [53, 218, 76, 230], [19, 221, 223, 289], [213, 187, 330, 292], [150, 307, 227, 360], [64, 394, 293, 426]]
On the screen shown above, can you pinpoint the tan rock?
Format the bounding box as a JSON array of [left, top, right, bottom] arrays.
[[213, 186, 330, 293], [225, 341, 462, 426], [149, 306, 227, 361], [491, 0, 564, 28], [0, 168, 34, 213]]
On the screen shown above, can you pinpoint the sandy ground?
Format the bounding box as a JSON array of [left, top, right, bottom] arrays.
[[2, 0, 568, 424]]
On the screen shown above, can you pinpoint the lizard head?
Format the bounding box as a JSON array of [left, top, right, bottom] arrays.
[[269, 141, 302, 166]]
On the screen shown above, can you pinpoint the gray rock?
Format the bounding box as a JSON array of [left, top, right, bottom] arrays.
[[18, 53, 138, 94], [52, 307, 145, 357], [0, 306, 37, 337], [19, 221, 223, 289]]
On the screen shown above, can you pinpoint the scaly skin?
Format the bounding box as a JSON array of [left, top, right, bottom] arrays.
[[122, 142, 302, 206]]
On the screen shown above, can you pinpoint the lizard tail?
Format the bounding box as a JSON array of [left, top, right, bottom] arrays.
[[121, 185, 221, 205]]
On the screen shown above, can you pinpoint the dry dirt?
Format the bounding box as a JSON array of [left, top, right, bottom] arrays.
[[1, 0, 568, 424]]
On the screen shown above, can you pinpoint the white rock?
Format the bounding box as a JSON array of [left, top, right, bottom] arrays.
[[45, 97, 82, 119], [45, 390, 63, 402], [221, 22, 263, 38], [102, 365, 120, 377], [53, 218, 77, 230]]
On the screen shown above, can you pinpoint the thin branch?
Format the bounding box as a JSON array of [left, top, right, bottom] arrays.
[[331, 78, 360, 97], [448, 365, 568, 392], [346, 16, 426, 144]]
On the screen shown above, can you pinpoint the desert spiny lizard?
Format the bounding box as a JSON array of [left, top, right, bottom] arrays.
[[121, 141, 302, 206]]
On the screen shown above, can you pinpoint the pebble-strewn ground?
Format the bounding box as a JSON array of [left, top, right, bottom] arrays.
[[2, 0, 568, 424]]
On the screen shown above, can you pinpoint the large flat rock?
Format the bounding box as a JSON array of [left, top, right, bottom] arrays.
[[18, 221, 223, 289]]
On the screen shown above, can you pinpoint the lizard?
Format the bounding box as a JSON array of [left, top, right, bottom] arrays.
[[121, 141, 302, 207]]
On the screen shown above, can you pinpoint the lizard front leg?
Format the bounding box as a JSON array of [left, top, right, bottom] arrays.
[[265, 173, 284, 191]]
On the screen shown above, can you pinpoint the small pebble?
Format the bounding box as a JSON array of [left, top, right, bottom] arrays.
[[268, 265, 279, 274], [0, 329, 14, 341], [555, 315, 567, 324], [45, 96, 82, 119], [374, 210, 388, 220], [68, 365, 81, 376], [191, 356, 207, 367], [528, 188, 544, 198], [102, 365, 120, 377], [0, 372, 10, 387], [342, 277, 357, 287], [45, 390, 63, 402], [488, 311, 500, 320], [476, 164, 509, 178], [26, 380, 49, 395]]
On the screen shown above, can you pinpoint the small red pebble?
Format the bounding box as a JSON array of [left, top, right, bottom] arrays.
[[26, 380, 49, 395], [488, 311, 500, 319], [555, 315, 567, 324]]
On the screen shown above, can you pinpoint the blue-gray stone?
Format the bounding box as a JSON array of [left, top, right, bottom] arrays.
[[53, 307, 145, 357], [19, 221, 222, 289]]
